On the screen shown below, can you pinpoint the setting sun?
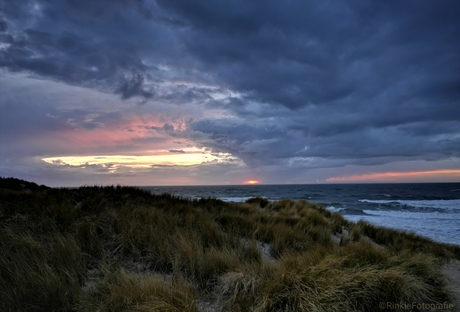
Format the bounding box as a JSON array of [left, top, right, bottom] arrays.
[[244, 180, 259, 184]]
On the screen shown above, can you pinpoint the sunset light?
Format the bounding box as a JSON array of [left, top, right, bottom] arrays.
[[326, 169, 460, 183], [244, 180, 260, 184], [42, 149, 238, 172]]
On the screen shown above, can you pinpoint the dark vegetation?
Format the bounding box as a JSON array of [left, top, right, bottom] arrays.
[[0, 176, 50, 192], [1, 177, 459, 311]]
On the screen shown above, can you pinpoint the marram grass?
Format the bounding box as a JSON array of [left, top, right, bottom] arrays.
[[1, 177, 459, 311]]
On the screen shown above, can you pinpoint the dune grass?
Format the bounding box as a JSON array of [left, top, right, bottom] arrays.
[[1, 177, 459, 311]]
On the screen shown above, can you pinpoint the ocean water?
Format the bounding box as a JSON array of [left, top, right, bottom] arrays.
[[143, 183, 460, 246]]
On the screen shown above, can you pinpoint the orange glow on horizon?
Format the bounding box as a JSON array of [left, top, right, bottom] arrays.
[[326, 169, 460, 183], [244, 180, 260, 184]]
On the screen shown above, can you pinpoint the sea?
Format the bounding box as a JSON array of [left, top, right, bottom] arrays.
[[143, 183, 460, 246]]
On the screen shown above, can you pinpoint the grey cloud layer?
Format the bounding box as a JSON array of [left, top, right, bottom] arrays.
[[1, 0, 459, 175], [158, 1, 460, 107], [0, 0, 178, 99], [161, 0, 460, 166]]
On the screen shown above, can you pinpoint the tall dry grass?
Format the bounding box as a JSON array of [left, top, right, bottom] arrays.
[[0, 224, 84, 311], [77, 264, 198, 312], [1, 178, 459, 311]]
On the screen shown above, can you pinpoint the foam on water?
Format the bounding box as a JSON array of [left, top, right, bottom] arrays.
[[358, 199, 460, 210], [346, 213, 459, 246], [326, 205, 345, 213], [362, 210, 454, 220], [346, 199, 460, 245], [220, 197, 253, 202]]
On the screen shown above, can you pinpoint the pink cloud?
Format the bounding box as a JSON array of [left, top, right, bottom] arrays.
[[35, 114, 189, 155], [326, 169, 460, 183]]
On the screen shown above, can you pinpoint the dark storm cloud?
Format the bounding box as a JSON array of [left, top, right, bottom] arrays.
[[188, 112, 460, 169], [157, 85, 214, 104], [0, 19, 7, 32], [116, 73, 154, 100], [157, 0, 460, 108], [65, 0, 153, 20], [1, 0, 460, 174], [0, 0, 173, 100], [163, 0, 460, 167]]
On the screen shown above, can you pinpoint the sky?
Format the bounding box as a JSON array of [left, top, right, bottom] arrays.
[[0, 0, 460, 187]]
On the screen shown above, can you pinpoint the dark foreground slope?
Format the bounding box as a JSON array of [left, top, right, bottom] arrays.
[[1, 178, 459, 312]]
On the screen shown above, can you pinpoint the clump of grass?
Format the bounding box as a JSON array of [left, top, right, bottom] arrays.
[[0, 226, 84, 311], [245, 196, 269, 208], [75, 219, 103, 257], [219, 261, 277, 310], [198, 247, 242, 288], [350, 225, 362, 242], [306, 225, 333, 246], [236, 243, 453, 311], [78, 265, 198, 312], [270, 223, 311, 255], [216, 213, 258, 237]]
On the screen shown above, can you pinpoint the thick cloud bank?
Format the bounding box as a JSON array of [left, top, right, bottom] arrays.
[[1, 0, 459, 185]]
